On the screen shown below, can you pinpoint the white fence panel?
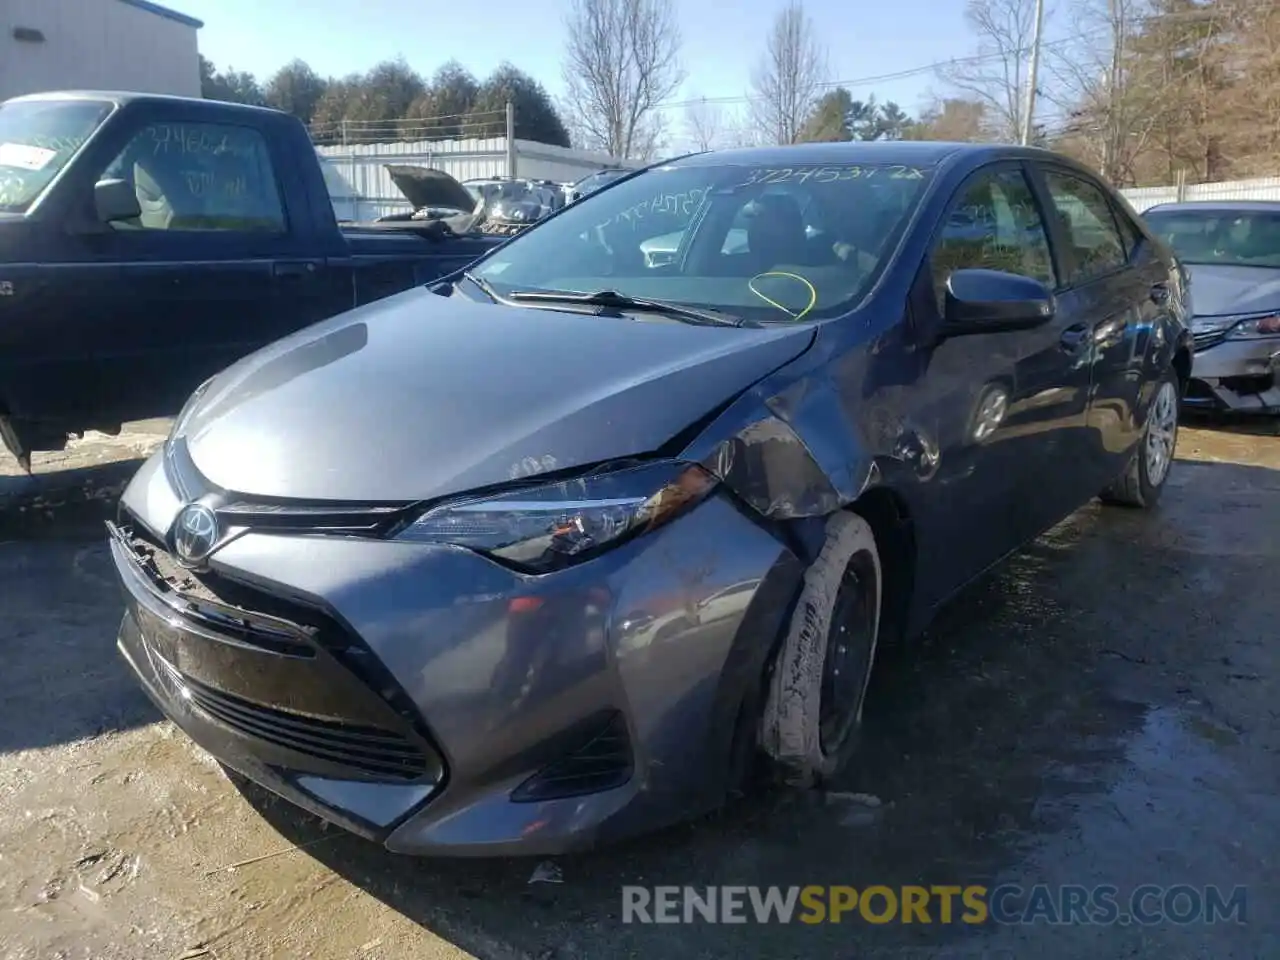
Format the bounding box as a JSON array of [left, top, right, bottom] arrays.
[[1122, 176, 1280, 212]]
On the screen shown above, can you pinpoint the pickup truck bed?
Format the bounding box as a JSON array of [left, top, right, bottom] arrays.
[[0, 90, 505, 470]]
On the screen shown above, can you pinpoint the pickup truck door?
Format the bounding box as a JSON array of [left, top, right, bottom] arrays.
[[11, 106, 322, 429]]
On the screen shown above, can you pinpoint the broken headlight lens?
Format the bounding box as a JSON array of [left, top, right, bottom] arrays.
[[395, 461, 717, 572], [1227, 314, 1280, 339]]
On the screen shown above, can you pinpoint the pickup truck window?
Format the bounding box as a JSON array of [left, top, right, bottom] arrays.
[[100, 122, 286, 233], [0, 99, 112, 213]]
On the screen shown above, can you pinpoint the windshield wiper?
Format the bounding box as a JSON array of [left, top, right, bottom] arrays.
[[461, 271, 506, 303], [504, 289, 754, 327]]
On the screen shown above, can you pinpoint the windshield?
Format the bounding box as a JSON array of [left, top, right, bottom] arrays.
[[575, 170, 626, 195], [0, 99, 112, 212], [472, 160, 934, 323], [1145, 208, 1280, 268]]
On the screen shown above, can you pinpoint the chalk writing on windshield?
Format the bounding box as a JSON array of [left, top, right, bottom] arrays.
[[739, 164, 928, 186], [601, 187, 709, 230]]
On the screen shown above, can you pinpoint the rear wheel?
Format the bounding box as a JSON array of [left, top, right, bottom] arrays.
[[761, 510, 881, 786], [1099, 370, 1179, 508]]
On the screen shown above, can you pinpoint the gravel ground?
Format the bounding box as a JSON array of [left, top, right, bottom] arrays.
[[1, 417, 1277, 960]]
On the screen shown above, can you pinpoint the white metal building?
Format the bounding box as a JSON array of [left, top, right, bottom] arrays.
[[1, 0, 202, 102]]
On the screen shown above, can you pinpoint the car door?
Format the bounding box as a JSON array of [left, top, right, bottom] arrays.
[[29, 112, 301, 426], [1033, 165, 1148, 491], [910, 162, 1083, 597]]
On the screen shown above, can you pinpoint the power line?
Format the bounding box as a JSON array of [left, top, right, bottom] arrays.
[[653, 5, 1235, 113]]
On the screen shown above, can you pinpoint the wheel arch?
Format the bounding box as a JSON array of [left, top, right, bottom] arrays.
[[1172, 345, 1192, 397], [847, 484, 916, 647]]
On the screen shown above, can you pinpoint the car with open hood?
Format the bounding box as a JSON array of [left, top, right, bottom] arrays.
[[1142, 200, 1280, 413], [109, 142, 1192, 856]]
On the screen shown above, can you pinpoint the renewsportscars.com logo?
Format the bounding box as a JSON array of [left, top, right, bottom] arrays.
[[621, 884, 1248, 925]]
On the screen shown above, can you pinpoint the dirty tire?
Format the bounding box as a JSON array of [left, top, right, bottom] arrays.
[[761, 510, 881, 787], [1100, 369, 1180, 509]]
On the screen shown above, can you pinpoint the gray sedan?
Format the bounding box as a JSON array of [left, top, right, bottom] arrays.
[[1144, 201, 1280, 413]]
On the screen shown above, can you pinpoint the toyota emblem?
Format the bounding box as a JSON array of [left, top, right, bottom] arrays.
[[173, 502, 220, 566]]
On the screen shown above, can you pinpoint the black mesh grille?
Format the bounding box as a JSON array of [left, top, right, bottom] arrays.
[[156, 659, 433, 781], [511, 712, 633, 802], [114, 510, 446, 783]]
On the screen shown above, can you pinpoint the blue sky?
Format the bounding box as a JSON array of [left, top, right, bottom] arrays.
[[172, 0, 976, 123]]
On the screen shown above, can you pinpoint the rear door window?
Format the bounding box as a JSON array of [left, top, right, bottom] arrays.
[[1042, 171, 1127, 284]]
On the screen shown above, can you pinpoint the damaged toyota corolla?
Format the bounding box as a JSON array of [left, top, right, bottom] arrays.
[[108, 142, 1193, 856]]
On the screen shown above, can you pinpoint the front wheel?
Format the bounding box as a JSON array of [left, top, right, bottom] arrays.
[[760, 510, 882, 786], [1099, 370, 1180, 509]]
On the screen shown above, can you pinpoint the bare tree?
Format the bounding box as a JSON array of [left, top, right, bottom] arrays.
[[749, 1, 828, 145], [684, 97, 725, 150], [561, 0, 685, 160], [1047, 0, 1160, 185], [940, 0, 1048, 143], [722, 106, 765, 148]]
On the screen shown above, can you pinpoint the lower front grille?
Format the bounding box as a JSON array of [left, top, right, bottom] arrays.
[[159, 659, 434, 782], [114, 510, 447, 786], [511, 712, 633, 802]]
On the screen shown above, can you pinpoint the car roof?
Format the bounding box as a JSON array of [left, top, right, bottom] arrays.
[[668, 141, 1057, 168], [5, 90, 285, 117], [1145, 200, 1280, 214]]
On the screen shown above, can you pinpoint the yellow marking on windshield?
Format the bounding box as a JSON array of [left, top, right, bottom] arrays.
[[748, 271, 818, 321]]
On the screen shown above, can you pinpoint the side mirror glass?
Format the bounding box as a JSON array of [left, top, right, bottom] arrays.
[[943, 268, 1055, 334], [94, 178, 141, 224]]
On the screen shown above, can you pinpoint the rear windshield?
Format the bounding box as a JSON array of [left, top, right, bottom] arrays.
[[472, 160, 934, 323], [1144, 208, 1280, 268], [0, 99, 112, 212]]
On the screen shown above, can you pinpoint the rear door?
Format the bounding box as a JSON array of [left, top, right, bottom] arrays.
[[17, 107, 304, 427], [1032, 165, 1149, 489]]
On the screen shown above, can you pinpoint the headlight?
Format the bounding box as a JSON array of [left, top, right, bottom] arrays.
[[394, 461, 717, 572], [1227, 314, 1280, 339]]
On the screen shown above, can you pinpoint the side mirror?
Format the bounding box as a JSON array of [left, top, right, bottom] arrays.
[[93, 178, 141, 223], [943, 268, 1055, 334]]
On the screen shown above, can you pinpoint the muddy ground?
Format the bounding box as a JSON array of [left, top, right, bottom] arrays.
[[1, 417, 1277, 960]]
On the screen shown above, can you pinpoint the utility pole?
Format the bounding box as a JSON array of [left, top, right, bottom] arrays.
[[1020, 0, 1046, 146], [505, 101, 517, 178]]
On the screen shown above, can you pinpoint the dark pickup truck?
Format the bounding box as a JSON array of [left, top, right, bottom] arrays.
[[0, 91, 503, 471]]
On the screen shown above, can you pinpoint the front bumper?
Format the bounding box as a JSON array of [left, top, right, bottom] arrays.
[[1186, 336, 1280, 413], [111, 452, 800, 856]]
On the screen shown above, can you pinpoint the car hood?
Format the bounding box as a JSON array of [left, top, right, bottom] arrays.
[[178, 288, 816, 502], [385, 164, 478, 214], [1187, 263, 1280, 317]]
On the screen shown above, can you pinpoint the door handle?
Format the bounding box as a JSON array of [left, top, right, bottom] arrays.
[[274, 261, 318, 278], [1060, 323, 1090, 353], [1149, 282, 1170, 305]]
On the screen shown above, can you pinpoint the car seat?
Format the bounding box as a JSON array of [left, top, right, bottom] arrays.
[[744, 193, 809, 273]]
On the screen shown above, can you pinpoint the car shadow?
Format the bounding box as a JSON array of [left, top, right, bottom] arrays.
[[0, 455, 162, 754], [1182, 409, 1279, 437], [6, 452, 1275, 957], [227, 475, 1244, 959], [0, 457, 144, 540]]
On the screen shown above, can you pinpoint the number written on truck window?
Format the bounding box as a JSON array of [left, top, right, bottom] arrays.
[[99, 122, 287, 233]]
